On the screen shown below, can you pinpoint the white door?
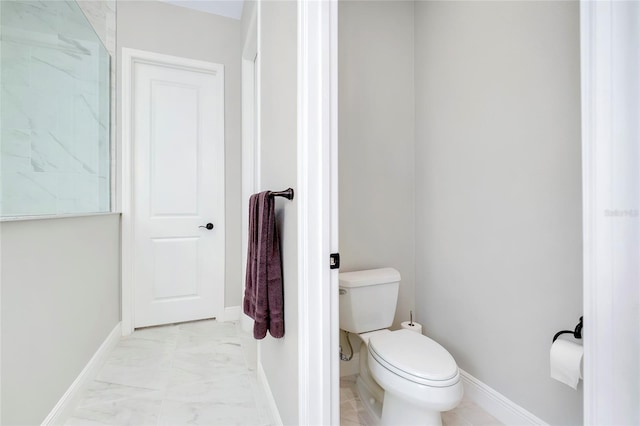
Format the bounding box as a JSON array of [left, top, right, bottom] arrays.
[[130, 51, 225, 328]]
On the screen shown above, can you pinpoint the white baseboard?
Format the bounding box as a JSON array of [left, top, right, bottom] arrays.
[[459, 369, 548, 426], [221, 305, 241, 322], [42, 322, 122, 425], [257, 360, 283, 426]]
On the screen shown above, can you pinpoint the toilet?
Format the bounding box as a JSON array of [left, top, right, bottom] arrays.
[[339, 268, 463, 426]]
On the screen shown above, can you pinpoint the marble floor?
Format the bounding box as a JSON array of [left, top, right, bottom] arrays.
[[340, 375, 504, 426], [65, 320, 272, 426]]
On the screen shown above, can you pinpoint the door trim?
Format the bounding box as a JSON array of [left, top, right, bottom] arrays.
[[121, 48, 226, 335], [241, 3, 259, 334], [581, 1, 640, 423], [297, 1, 340, 424]]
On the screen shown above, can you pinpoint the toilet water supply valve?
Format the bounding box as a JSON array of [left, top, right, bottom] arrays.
[[340, 330, 354, 361]]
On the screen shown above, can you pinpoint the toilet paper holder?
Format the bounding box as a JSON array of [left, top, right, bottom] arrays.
[[552, 316, 583, 343]]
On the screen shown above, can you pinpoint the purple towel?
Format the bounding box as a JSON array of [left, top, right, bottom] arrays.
[[243, 191, 284, 339]]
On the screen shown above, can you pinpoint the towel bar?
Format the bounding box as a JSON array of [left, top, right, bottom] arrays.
[[269, 188, 294, 200]]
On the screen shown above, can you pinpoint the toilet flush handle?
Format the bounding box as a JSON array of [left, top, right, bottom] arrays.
[[339, 289, 347, 295]]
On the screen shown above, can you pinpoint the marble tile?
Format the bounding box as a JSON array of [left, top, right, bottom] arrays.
[[340, 376, 359, 404], [158, 399, 266, 426], [98, 177, 110, 211], [130, 324, 181, 343], [73, 175, 101, 213], [1, 86, 33, 130], [1, 129, 31, 173], [77, 381, 163, 408], [58, 173, 82, 200], [454, 401, 502, 426], [1, 0, 112, 218], [30, 130, 77, 172], [76, 1, 106, 47], [30, 93, 60, 131], [95, 364, 172, 392], [56, 94, 76, 145], [76, 0, 116, 55], [31, 44, 81, 84], [339, 374, 504, 426], [168, 342, 248, 387], [341, 400, 359, 422], [1, 41, 31, 88], [96, 337, 175, 390], [66, 397, 163, 426], [341, 399, 373, 426], [73, 95, 101, 156], [443, 410, 474, 426], [175, 331, 241, 352], [239, 330, 258, 371], [67, 320, 273, 426], [353, 400, 376, 426], [106, 335, 176, 363], [341, 418, 365, 426], [165, 374, 256, 404], [175, 321, 242, 353], [0, 1, 58, 35], [1, 171, 57, 216], [178, 318, 239, 339]]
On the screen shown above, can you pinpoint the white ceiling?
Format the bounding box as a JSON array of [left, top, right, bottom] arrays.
[[158, 0, 245, 20]]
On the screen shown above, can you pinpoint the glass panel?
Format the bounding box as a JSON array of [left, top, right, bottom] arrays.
[[0, 0, 110, 217]]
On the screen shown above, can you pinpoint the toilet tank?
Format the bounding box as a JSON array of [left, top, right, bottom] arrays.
[[339, 268, 401, 334]]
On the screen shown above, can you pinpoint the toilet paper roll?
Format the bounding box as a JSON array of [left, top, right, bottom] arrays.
[[550, 339, 583, 389], [401, 321, 422, 334]]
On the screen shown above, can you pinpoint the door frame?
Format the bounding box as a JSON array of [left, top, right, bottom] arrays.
[[581, 1, 640, 423], [241, 2, 259, 334], [299, 0, 640, 423], [120, 48, 226, 335], [297, 0, 340, 424]]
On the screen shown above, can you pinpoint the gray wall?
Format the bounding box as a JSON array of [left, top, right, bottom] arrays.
[[116, 1, 243, 307], [258, 1, 299, 424], [0, 214, 121, 425], [338, 0, 415, 330], [413, 2, 583, 424], [241, 0, 256, 48]]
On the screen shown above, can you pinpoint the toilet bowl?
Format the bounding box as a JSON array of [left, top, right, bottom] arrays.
[[339, 268, 463, 426], [368, 329, 463, 425]]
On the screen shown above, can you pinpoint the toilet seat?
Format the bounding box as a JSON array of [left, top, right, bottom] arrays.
[[368, 330, 460, 387]]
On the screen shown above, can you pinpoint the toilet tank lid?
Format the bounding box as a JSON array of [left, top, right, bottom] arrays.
[[339, 268, 401, 288]]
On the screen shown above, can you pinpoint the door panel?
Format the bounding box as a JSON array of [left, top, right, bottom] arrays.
[[152, 238, 199, 299], [132, 55, 225, 328], [150, 82, 200, 216]]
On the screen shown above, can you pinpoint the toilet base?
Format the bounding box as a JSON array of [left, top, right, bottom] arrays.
[[356, 376, 382, 423], [381, 391, 442, 426]]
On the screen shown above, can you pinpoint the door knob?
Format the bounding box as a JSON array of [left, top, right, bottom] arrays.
[[199, 223, 214, 230]]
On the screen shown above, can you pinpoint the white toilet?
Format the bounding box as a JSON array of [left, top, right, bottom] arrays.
[[339, 268, 463, 426]]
